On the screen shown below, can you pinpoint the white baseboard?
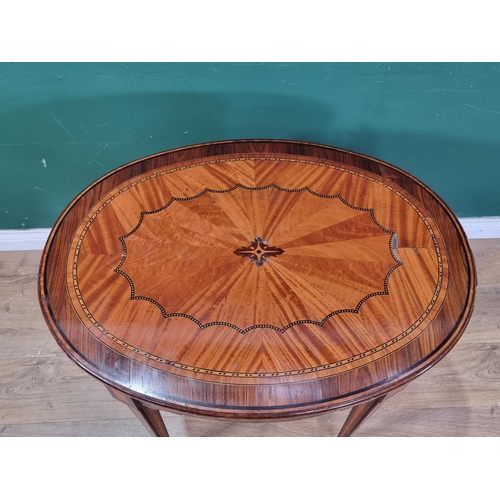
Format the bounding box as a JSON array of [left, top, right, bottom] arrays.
[[0, 218, 499, 251], [0, 228, 52, 251], [458, 217, 500, 239]]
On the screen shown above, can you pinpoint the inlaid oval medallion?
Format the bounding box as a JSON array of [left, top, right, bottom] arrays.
[[114, 184, 400, 332], [66, 154, 449, 381]]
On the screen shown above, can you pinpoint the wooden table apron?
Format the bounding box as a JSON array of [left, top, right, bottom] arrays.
[[38, 140, 476, 435]]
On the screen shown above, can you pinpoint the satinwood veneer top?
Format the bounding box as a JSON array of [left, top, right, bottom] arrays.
[[38, 140, 476, 418]]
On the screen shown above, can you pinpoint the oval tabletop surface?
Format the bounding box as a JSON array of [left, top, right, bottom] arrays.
[[39, 140, 476, 418]]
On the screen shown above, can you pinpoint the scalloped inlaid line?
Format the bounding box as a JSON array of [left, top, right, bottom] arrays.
[[112, 184, 400, 332]]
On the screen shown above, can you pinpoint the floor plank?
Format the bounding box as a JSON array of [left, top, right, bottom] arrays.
[[1, 242, 499, 436]]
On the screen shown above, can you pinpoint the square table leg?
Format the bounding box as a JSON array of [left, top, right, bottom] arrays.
[[337, 395, 387, 437], [106, 386, 170, 437], [338, 383, 408, 436]]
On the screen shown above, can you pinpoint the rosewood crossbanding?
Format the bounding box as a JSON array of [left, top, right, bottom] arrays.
[[39, 140, 476, 436]]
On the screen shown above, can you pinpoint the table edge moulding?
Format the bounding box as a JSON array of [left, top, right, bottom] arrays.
[[37, 140, 477, 437]]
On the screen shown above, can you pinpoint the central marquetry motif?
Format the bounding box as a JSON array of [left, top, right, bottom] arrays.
[[234, 236, 284, 268], [115, 184, 400, 333]]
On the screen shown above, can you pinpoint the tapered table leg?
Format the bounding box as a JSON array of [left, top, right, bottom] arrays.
[[338, 383, 409, 437], [338, 395, 387, 437], [106, 386, 170, 437]]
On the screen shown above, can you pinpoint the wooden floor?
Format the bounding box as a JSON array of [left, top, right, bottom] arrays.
[[1, 240, 499, 437]]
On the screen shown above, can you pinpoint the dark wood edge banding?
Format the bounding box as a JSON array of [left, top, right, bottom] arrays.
[[38, 140, 476, 418]]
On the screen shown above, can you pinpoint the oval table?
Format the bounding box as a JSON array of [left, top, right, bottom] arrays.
[[38, 140, 476, 436]]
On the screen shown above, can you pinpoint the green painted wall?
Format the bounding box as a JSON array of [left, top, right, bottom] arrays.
[[1, 62, 499, 229]]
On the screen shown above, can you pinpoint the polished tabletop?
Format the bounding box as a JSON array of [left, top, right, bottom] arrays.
[[38, 140, 476, 430]]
